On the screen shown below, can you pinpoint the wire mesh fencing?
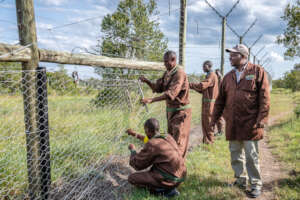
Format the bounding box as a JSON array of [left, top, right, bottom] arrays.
[[0, 67, 172, 200]]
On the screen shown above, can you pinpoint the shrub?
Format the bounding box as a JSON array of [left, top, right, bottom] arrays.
[[294, 104, 300, 118]]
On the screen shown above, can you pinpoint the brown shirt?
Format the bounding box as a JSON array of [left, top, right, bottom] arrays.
[[151, 67, 190, 108], [189, 71, 219, 104], [129, 134, 186, 178], [212, 63, 271, 141]]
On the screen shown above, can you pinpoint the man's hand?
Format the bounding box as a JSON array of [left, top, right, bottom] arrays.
[[126, 129, 136, 137], [253, 123, 264, 129], [139, 75, 148, 83], [141, 98, 153, 104], [128, 144, 135, 150]]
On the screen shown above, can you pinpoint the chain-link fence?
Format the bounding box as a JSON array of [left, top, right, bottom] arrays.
[[1, 67, 188, 199]]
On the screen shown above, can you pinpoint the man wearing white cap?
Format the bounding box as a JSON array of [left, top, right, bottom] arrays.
[[211, 44, 270, 198]]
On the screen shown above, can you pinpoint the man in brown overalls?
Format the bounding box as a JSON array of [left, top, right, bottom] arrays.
[[189, 60, 219, 144], [214, 69, 225, 136], [211, 44, 270, 198], [139, 51, 191, 158], [127, 118, 186, 198]]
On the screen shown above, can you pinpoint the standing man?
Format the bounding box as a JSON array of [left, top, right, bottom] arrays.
[[127, 118, 186, 198], [139, 51, 191, 158], [214, 69, 225, 136], [211, 44, 270, 198], [189, 61, 219, 144]]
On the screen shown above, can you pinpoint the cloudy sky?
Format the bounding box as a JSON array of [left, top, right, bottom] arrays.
[[0, 0, 299, 79]]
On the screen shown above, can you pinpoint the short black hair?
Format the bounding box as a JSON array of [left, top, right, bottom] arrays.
[[203, 60, 213, 68], [164, 50, 177, 60], [144, 118, 160, 133]]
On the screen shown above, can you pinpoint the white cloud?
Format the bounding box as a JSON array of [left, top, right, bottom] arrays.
[[36, 23, 53, 30], [189, 1, 209, 13], [270, 51, 284, 62], [42, 0, 68, 6]]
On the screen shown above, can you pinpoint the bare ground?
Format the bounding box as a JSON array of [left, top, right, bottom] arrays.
[[248, 112, 291, 200]]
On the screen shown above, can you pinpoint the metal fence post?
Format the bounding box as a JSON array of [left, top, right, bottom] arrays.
[[36, 67, 51, 200]]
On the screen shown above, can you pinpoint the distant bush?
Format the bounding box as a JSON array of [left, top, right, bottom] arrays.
[[91, 88, 128, 108], [294, 105, 300, 118]]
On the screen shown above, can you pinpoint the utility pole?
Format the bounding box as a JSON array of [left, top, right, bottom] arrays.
[[16, 0, 51, 199], [227, 18, 257, 44], [205, 0, 240, 75], [179, 0, 187, 69]]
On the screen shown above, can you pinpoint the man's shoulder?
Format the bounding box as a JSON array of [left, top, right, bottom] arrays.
[[223, 70, 234, 80], [248, 62, 264, 71], [176, 67, 187, 76]]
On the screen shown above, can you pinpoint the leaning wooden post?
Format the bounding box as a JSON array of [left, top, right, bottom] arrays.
[[179, 0, 187, 69], [16, 0, 50, 199]]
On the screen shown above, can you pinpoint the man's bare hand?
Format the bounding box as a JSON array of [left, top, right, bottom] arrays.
[[128, 144, 135, 150], [126, 129, 136, 136], [141, 98, 152, 104], [139, 75, 148, 83]]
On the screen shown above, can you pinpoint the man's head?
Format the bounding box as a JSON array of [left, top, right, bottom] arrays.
[[144, 118, 160, 138], [226, 44, 249, 68], [164, 51, 177, 71], [203, 60, 213, 73]]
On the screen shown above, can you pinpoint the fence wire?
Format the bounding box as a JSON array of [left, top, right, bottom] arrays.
[[0, 68, 175, 200]]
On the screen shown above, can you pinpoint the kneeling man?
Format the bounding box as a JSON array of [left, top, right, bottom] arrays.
[[126, 118, 186, 198]]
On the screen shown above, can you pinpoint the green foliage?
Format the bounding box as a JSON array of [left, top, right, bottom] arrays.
[[100, 0, 167, 60], [295, 104, 300, 118], [95, 0, 168, 78], [90, 87, 128, 108], [0, 62, 22, 95], [277, 0, 300, 59], [273, 64, 300, 92]]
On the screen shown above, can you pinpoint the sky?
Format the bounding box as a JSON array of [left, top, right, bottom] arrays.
[[0, 0, 299, 79]]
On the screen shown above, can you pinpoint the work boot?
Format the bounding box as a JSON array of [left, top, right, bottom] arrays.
[[246, 188, 261, 198]]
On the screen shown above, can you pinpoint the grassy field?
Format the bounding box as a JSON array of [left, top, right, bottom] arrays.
[[1, 84, 299, 199], [0, 86, 202, 199]]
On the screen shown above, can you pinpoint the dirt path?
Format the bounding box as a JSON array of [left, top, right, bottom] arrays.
[[248, 112, 291, 200], [187, 112, 291, 200]]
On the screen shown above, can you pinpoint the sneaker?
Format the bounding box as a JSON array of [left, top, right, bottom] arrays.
[[214, 131, 223, 137], [246, 188, 261, 198], [228, 181, 246, 190], [151, 188, 180, 198], [164, 188, 180, 198]]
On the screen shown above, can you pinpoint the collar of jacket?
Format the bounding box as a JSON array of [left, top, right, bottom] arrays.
[[206, 70, 212, 76], [231, 62, 253, 82], [167, 66, 178, 76], [234, 62, 248, 73]]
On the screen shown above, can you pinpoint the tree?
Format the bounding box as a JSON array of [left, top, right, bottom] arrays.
[[277, 0, 300, 59], [95, 0, 168, 77]]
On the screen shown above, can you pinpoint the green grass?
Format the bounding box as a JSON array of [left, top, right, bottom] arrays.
[[267, 91, 300, 200], [3, 86, 298, 199]]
